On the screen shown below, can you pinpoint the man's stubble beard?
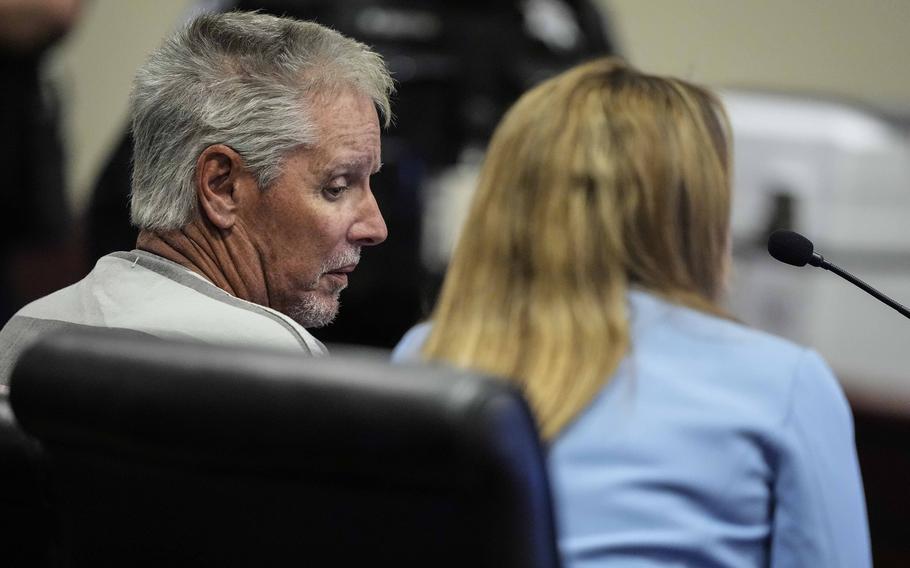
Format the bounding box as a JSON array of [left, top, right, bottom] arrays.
[[287, 247, 360, 329], [288, 291, 342, 329]]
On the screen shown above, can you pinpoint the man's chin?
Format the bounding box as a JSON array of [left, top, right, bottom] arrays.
[[286, 293, 340, 329]]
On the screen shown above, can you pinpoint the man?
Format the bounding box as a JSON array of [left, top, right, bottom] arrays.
[[0, 11, 393, 386]]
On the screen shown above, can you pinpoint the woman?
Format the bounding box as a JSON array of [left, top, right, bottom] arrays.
[[393, 58, 870, 567]]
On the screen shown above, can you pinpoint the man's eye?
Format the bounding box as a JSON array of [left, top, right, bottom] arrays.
[[323, 185, 348, 200]]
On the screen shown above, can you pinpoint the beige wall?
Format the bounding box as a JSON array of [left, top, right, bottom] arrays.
[[601, 0, 910, 110], [54, 1, 910, 214]]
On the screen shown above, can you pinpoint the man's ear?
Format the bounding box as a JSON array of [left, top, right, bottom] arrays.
[[195, 144, 251, 230]]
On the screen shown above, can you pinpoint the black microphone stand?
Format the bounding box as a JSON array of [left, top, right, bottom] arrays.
[[810, 252, 910, 320]]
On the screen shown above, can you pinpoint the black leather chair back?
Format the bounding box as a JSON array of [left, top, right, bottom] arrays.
[[0, 394, 58, 567], [10, 328, 560, 567]]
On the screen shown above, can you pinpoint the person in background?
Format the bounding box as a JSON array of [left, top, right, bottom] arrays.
[[0, 11, 392, 386], [0, 0, 84, 324], [393, 57, 870, 567]]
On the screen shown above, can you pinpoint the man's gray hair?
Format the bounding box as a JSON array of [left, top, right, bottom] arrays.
[[129, 11, 394, 231]]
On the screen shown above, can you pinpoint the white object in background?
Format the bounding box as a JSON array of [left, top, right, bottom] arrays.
[[722, 90, 910, 411], [419, 147, 483, 274]]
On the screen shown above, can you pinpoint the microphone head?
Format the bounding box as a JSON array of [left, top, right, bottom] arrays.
[[767, 230, 815, 267]]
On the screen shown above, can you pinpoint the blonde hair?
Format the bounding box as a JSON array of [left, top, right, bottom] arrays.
[[422, 58, 733, 440]]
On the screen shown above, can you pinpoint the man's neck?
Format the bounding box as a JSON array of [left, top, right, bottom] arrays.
[[136, 221, 270, 307]]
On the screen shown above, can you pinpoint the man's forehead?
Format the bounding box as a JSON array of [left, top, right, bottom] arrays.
[[333, 155, 381, 171], [299, 89, 382, 173], [307, 143, 381, 177]]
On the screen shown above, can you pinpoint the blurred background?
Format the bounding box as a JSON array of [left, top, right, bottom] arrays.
[[3, 0, 908, 564]]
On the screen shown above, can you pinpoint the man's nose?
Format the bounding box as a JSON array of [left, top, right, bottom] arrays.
[[349, 190, 388, 246]]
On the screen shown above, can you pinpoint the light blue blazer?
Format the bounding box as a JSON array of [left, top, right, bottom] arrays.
[[392, 290, 871, 567]]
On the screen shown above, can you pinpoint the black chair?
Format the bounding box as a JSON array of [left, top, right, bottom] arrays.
[[0, 394, 58, 567], [9, 328, 561, 567]]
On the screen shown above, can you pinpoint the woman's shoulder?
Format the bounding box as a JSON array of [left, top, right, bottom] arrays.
[[630, 290, 812, 368], [628, 290, 845, 421], [391, 322, 433, 363]]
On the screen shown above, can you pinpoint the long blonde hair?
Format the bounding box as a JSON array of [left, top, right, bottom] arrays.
[[423, 58, 732, 439]]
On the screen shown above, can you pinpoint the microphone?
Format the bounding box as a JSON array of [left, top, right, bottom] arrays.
[[767, 230, 910, 320]]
